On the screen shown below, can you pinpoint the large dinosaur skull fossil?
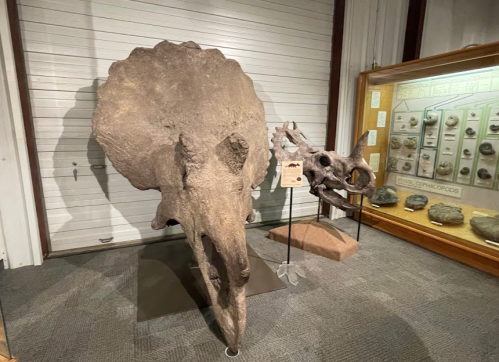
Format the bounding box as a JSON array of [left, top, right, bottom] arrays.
[[272, 122, 375, 210], [92, 41, 269, 353]]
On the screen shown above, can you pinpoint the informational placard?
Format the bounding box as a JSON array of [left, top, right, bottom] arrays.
[[281, 161, 303, 188], [377, 111, 386, 127], [367, 130, 377, 146], [371, 91, 381, 108], [396, 175, 462, 198], [369, 153, 380, 173]]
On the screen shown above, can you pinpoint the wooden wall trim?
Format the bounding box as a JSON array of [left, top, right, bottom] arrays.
[[402, 0, 427, 62], [323, 0, 345, 217], [6, 0, 49, 258]]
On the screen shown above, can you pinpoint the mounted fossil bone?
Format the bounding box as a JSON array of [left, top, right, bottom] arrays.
[[271, 122, 375, 211], [92, 40, 269, 353]]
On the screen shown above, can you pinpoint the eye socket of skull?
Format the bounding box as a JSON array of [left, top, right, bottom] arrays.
[[345, 167, 371, 190], [319, 155, 330, 167]]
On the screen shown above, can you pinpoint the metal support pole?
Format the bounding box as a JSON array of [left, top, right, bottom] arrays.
[[316, 198, 321, 222], [356, 195, 364, 242], [287, 188, 293, 264]]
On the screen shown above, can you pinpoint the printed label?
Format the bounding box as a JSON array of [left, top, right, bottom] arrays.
[[377, 111, 387, 127], [281, 161, 303, 188], [368, 130, 377, 146], [396, 175, 462, 198], [371, 91, 381, 108], [369, 153, 380, 172]]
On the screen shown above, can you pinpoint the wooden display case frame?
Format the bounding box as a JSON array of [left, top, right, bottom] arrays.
[[351, 41, 499, 276]]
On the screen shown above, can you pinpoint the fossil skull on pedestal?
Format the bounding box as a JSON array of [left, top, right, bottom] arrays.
[[271, 122, 376, 211]]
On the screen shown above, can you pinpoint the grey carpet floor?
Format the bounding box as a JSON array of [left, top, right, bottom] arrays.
[[1, 218, 499, 362]]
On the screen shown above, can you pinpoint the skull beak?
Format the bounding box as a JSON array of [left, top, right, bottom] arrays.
[[316, 184, 361, 211], [190, 234, 248, 353]]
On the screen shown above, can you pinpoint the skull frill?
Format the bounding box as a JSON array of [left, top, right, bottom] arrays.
[[271, 121, 376, 211]]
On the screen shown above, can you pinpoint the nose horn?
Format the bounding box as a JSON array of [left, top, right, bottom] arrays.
[[349, 131, 369, 161]]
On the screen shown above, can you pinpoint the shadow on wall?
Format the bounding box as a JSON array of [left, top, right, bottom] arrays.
[[50, 79, 166, 254], [252, 152, 287, 223], [251, 83, 287, 224]]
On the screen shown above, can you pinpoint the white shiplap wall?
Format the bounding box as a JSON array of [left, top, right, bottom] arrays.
[[18, 0, 334, 252], [421, 0, 499, 58]]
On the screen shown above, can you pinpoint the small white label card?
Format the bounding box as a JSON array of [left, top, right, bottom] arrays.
[[371, 91, 381, 108], [367, 130, 377, 146], [281, 161, 303, 188], [369, 153, 380, 172], [377, 111, 386, 127]]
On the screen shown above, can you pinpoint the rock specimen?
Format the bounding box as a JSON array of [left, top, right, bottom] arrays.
[[445, 115, 459, 127], [402, 162, 412, 171], [436, 161, 453, 176], [460, 167, 470, 175], [477, 168, 492, 180], [387, 157, 398, 172], [404, 137, 417, 149], [272, 122, 375, 211], [479, 142, 495, 156], [490, 124, 499, 132], [405, 194, 428, 210], [428, 203, 464, 224], [465, 127, 476, 136], [370, 186, 399, 205], [93, 40, 270, 353], [463, 149, 471, 156], [390, 136, 402, 149], [409, 117, 419, 126], [470, 215, 499, 242], [422, 153, 431, 160], [424, 112, 438, 126]]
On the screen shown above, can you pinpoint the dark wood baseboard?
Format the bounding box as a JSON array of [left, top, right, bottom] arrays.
[[353, 210, 499, 277]]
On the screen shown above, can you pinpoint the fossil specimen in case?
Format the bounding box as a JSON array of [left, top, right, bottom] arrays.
[[370, 186, 399, 205], [436, 161, 453, 176], [402, 162, 412, 171], [387, 157, 399, 172], [490, 124, 499, 132], [477, 168, 492, 180], [404, 137, 417, 149], [460, 167, 470, 175], [463, 149, 472, 156], [424, 112, 439, 126], [409, 117, 419, 126], [390, 136, 402, 149], [405, 194, 428, 210], [465, 127, 476, 136], [479, 142, 496, 156], [428, 203, 464, 225], [471, 215, 499, 242], [445, 115, 459, 127]]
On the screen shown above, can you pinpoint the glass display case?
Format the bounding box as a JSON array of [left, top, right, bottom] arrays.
[[352, 42, 499, 276]]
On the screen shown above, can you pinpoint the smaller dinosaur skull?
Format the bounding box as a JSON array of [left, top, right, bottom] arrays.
[[271, 122, 376, 211]]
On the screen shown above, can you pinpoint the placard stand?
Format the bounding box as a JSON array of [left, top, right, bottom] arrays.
[[276, 188, 306, 285]]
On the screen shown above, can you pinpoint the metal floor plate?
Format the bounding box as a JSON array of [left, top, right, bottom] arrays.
[[137, 240, 286, 322]]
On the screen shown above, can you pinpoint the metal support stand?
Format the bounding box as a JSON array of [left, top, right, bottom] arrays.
[[287, 187, 293, 264], [276, 188, 305, 285], [316, 198, 321, 222], [356, 195, 364, 242]]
